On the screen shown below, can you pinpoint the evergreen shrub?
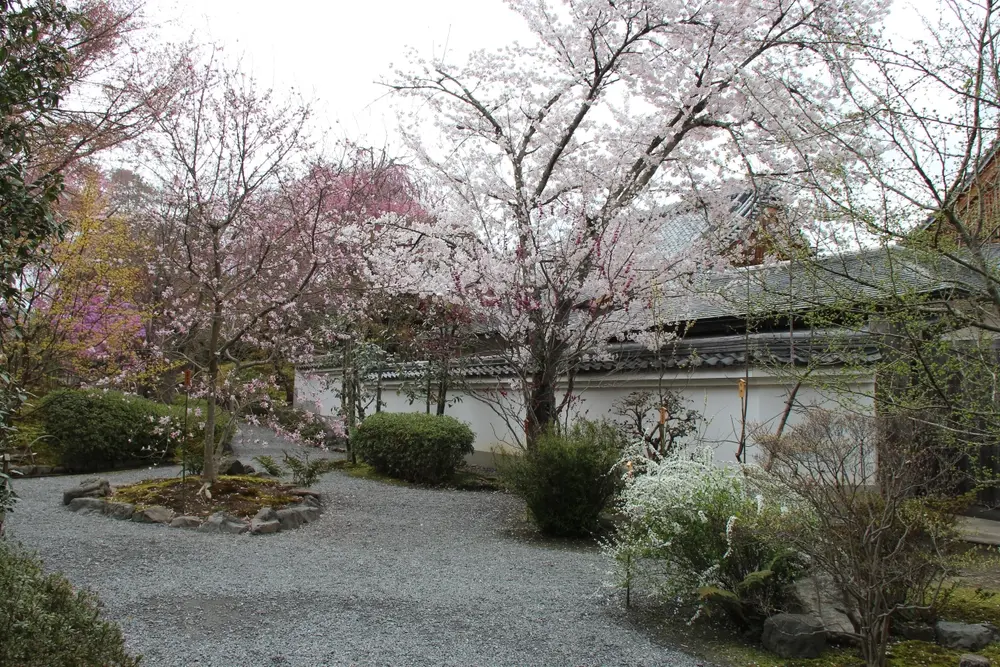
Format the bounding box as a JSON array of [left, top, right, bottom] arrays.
[[352, 412, 474, 484]]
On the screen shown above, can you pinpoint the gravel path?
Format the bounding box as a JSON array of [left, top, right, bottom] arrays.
[[5, 426, 707, 666]]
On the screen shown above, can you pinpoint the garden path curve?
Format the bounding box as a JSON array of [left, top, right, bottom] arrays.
[[6, 426, 708, 666]]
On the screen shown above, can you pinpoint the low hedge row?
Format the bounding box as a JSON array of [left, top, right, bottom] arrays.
[[36, 389, 232, 473], [352, 412, 474, 484]]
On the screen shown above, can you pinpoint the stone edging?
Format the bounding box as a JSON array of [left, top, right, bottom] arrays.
[[61, 478, 323, 535]]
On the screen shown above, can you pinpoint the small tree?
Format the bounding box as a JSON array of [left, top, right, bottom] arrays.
[[144, 53, 390, 484], [756, 410, 966, 667]]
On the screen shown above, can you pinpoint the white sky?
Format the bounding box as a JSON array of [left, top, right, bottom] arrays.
[[145, 0, 535, 148], [142, 0, 932, 160]]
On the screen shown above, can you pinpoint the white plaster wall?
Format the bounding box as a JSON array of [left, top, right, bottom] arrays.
[[295, 366, 874, 465]]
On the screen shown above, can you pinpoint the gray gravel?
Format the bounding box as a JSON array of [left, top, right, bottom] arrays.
[[5, 426, 706, 666]]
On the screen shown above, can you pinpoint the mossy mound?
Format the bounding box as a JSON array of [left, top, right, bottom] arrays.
[[112, 475, 299, 519]]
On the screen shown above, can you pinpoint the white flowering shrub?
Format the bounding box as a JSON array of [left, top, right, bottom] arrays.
[[606, 446, 804, 625]]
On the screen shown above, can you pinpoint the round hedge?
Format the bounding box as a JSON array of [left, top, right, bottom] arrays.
[[352, 412, 474, 484]]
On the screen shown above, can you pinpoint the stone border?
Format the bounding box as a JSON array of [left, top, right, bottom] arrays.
[[61, 478, 324, 535]]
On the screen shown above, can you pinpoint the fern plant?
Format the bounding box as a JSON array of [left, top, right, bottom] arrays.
[[281, 450, 336, 487], [252, 455, 284, 477]]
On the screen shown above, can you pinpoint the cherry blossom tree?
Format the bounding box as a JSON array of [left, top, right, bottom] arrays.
[[143, 52, 409, 484], [386, 0, 890, 447]]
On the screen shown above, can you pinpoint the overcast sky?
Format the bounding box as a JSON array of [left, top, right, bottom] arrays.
[[144, 0, 931, 157], [146, 1, 535, 148]]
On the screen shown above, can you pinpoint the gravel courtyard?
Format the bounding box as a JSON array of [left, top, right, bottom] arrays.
[[5, 427, 706, 666]]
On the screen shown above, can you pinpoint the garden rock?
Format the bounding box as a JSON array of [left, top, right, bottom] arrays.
[[169, 515, 202, 529], [198, 511, 248, 534], [288, 488, 322, 499], [131, 505, 175, 524], [936, 621, 996, 650], [762, 614, 826, 659], [894, 620, 935, 642], [253, 507, 277, 522], [62, 478, 111, 505], [298, 495, 321, 509], [275, 505, 320, 531], [790, 574, 855, 639], [250, 518, 281, 535], [960, 655, 991, 667], [222, 460, 249, 475], [103, 502, 135, 520], [67, 497, 106, 513], [249, 506, 281, 534]]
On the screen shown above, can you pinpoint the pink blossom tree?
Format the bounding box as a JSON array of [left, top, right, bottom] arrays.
[[385, 0, 889, 447], [143, 52, 397, 484]]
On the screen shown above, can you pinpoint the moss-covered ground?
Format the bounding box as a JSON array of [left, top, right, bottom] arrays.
[[112, 475, 299, 519]]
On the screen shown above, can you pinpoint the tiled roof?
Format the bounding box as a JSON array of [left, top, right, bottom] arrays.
[[663, 244, 995, 323], [349, 329, 881, 381]]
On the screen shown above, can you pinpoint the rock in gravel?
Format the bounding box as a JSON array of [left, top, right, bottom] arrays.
[[169, 515, 202, 529], [288, 488, 322, 499], [936, 621, 996, 650], [275, 505, 320, 530], [250, 518, 281, 535], [67, 497, 106, 513], [198, 511, 248, 534], [253, 507, 277, 522], [62, 478, 110, 505], [298, 495, 321, 509], [131, 505, 175, 524], [960, 655, 991, 667], [762, 614, 826, 659], [103, 501, 135, 520]]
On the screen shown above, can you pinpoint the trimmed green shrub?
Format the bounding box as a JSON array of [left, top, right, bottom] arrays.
[[498, 420, 624, 537], [37, 389, 232, 473], [352, 412, 474, 484], [0, 541, 140, 666]]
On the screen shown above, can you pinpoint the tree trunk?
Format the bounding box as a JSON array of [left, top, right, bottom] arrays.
[[202, 301, 223, 484], [435, 359, 449, 416]]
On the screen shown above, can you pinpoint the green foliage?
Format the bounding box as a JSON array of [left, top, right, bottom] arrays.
[[36, 389, 231, 473], [0, 541, 140, 666], [252, 455, 283, 477], [352, 412, 474, 485], [281, 450, 337, 487], [499, 420, 623, 537], [0, 471, 15, 536]]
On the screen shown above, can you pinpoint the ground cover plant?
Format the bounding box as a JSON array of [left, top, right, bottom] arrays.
[[499, 420, 623, 537], [112, 475, 299, 519], [0, 540, 140, 667]]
